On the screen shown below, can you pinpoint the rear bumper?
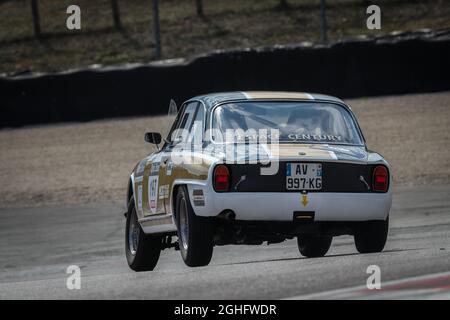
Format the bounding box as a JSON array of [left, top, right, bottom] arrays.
[[188, 188, 392, 222]]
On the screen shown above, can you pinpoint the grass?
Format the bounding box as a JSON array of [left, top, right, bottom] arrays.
[[0, 0, 449, 74]]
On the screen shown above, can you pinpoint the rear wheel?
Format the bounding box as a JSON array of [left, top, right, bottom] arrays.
[[354, 216, 389, 253], [297, 235, 332, 258], [125, 198, 162, 271], [176, 186, 213, 267]]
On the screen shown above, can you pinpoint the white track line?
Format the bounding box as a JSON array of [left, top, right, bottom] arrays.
[[283, 270, 450, 300]]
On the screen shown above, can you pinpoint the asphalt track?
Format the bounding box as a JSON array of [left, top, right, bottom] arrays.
[[0, 184, 449, 299]]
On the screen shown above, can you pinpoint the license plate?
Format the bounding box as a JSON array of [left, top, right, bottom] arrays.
[[286, 163, 322, 190]]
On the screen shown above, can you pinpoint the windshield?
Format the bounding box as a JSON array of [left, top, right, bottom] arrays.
[[212, 101, 364, 145]]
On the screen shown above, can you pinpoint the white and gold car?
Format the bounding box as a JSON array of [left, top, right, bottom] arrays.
[[124, 92, 392, 271]]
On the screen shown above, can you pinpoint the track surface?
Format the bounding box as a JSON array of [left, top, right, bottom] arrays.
[[2, 91, 449, 208], [0, 185, 449, 299]]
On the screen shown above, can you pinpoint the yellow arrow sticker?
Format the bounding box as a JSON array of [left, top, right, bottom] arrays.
[[301, 194, 309, 207]]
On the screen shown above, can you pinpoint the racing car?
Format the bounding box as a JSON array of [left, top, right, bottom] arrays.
[[124, 91, 392, 271]]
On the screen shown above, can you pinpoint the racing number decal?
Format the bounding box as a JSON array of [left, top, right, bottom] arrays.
[[148, 176, 159, 213], [147, 161, 161, 214]]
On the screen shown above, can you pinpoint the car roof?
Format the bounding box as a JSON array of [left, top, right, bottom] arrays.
[[186, 91, 345, 109]]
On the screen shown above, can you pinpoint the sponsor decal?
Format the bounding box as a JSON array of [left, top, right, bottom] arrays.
[[166, 161, 173, 176], [136, 161, 145, 175], [192, 189, 205, 206], [158, 184, 169, 199], [288, 133, 342, 142], [148, 176, 158, 213], [151, 162, 160, 175]]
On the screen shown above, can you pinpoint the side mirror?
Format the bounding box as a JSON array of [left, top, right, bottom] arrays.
[[145, 132, 162, 145]]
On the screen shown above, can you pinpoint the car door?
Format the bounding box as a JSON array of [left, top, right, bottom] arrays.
[[139, 105, 186, 217], [159, 101, 203, 213], [141, 151, 165, 217]]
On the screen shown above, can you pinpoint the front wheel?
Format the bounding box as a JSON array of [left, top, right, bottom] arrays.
[[297, 235, 332, 258], [354, 216, 389, 254], [125, 198, 162, 271], [176, 186, 213, 267]]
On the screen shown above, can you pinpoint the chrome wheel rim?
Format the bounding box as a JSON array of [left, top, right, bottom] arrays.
[[179, 197, 189, 251], [128, 209, 140, 255]]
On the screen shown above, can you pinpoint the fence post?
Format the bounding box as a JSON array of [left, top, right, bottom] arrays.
[[195, 0, 204, 17], [152, 0, 161, 59], [280, 0, 288, 7], [111, 0, 122, 30], [30, 0, 41, 37], [320, 0, 328, 43]]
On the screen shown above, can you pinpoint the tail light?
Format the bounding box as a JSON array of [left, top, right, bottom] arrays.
[[373, 165, 389, 192], [214, 165, 230, 192]]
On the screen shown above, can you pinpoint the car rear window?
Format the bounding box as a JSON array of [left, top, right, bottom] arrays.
[[212, 101, 364, 145]]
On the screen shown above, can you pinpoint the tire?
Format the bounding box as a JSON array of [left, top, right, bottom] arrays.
[[125, 198, 162, 271], [354, 216, 389, 254], [176, 186, 213, 267], [297, 235, 333, 258]]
